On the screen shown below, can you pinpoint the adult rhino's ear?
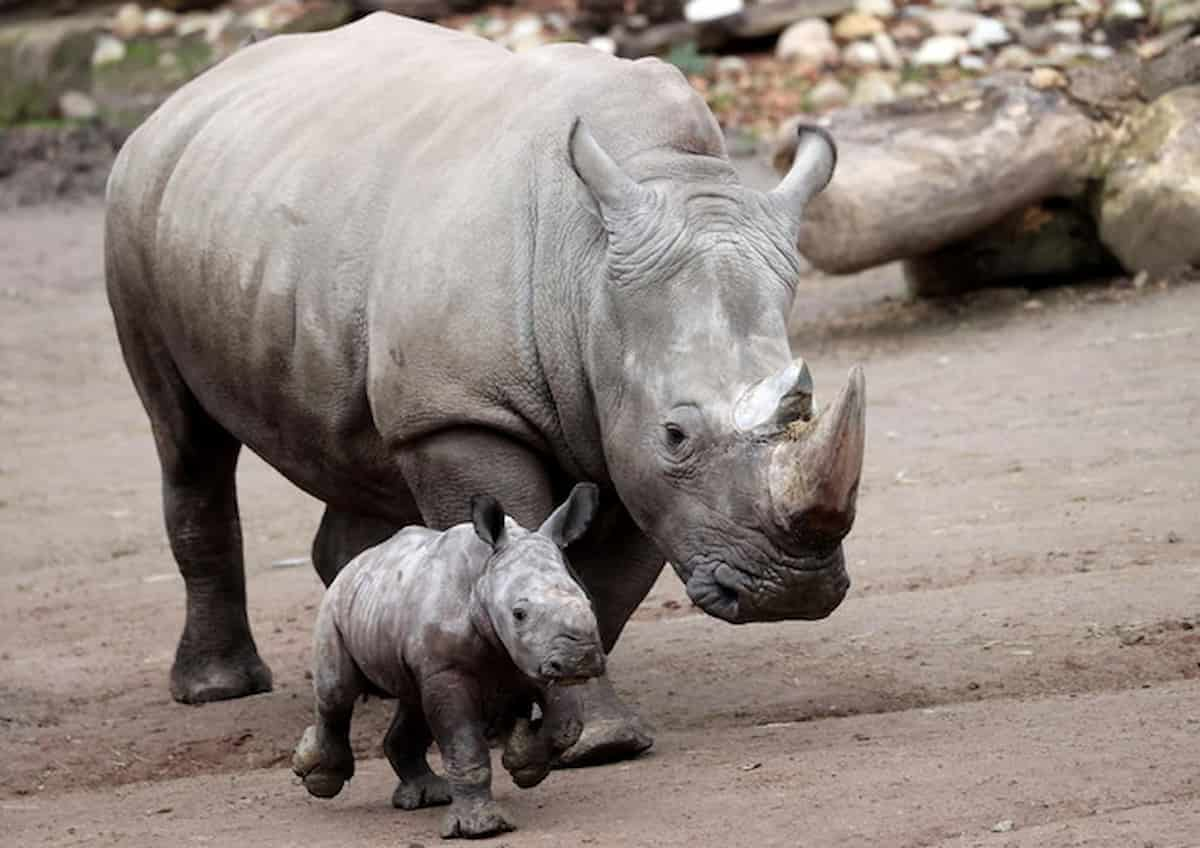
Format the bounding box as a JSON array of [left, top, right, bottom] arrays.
[[769, 123, 837, 231], [471, 495, 508, 549], [538, 483, 600, 549], [568, 119, 651, 224]]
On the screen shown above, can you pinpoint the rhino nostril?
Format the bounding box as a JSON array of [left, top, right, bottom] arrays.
[[543, 659, 564, 677]]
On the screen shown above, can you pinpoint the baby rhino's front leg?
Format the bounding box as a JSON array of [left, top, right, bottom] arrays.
[[292, 613, 359, 798], [423, 671, 515, 839]]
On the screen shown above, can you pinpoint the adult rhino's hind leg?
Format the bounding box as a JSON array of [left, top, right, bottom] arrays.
[[311, 507, 403, 587], [158, 396, 273, 704], [108, 304, 271, 704]]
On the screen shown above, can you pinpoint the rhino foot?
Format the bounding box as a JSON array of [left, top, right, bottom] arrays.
[[553, 717, 654, 768], [440, 799, 516, 840], [292, 725, 354, 799], [170, 645, 273, 705], [392, 774, 452, 810]]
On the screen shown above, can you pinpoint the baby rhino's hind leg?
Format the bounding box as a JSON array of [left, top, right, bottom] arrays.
[[292, 611, 360, 798], [384, 701, 451, 810]]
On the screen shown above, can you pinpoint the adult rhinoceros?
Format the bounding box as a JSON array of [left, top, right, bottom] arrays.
[[104, 12, 865, 766]]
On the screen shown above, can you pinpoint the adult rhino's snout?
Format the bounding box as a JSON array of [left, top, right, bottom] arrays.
[[765, 364, 866, 551]]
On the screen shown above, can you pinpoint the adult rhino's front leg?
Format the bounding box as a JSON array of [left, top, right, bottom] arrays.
[[546, 508, 661, 767], [398, 430, 655, 767]]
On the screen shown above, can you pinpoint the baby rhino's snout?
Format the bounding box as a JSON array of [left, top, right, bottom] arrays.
[[538, 631, 606, 683]]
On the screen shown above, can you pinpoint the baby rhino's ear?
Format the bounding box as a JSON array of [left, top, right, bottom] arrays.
[[539, 483, 600, 549], [471, 495, 508, 548]]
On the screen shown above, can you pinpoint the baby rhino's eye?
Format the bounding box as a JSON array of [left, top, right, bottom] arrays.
[[512, 606, 527, 623]]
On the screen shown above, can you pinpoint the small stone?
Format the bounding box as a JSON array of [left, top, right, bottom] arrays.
[[776, 19, 839, 66], [684, 0, 744, 22], [808, 76, 851, 110], [158, 50, 179, 68], [1050, 18, 1084, 38], [58, 91, 98, 121], [715, 55, 748, 76], [991, 819, 1015, 833], [1045, 42, 1085, 63], [994, 44, 1036, 68], [1087, 44, 1115, 60], [843, 39, 882, 67], [92, 34, 128, 66], [966, 17, 1010, 50], [1030, 67, 1067, 88], [913, 34, 969, 65], [1106, 0, 1146, 19], [959, 53, 986, 71], [923, 9, 980, 34], [889, 19, 928, 44], [143, 8, 177, 36], [112, 3, 145, 39], [833, 11, 885, 40], [851, 71, 896, 104], [873, 31, 903, 68], [855, 0, 895, 16], [898, 80, 930, 98], [175, 13, 210, 37], [587, 35, 616, 54], [1167, 530, 1182, 543], [203, 9, 232, 44]]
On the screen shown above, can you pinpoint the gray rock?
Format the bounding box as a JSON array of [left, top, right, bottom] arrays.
[[873, 31, 903, 68], [808, 75, 851, 109], [58, 90, 98, 121], [1107, 0, 1147, 18], [833, 11, 885, 39], [913, 34, 969, 65], [1050, 18, 1084, 38], [776, 18, 839, 65], [143, 8, 179, 37], [855, 0, 895, 17], [851, 71, 897, 103], [843, 39, 882, 67], [966, 17, 1010, 50], [111, 3, 145, 40], [959, 53, 987, 71], [994, 44, 1037, 68], [1099, 86, 1200, 275], [683, 0, 743, 22], [92, 33, 127, 66], [898, 80, 931, 98], [732, 0, 855, 39], [922, 9, 980, 34], [715, 55, 749, 76]]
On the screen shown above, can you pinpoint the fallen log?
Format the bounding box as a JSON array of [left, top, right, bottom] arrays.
[[771, 40, 1200, 289]]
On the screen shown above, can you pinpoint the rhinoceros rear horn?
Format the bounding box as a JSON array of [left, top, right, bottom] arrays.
[[568, 118, 649, 219], [769, 124, 837, 226]]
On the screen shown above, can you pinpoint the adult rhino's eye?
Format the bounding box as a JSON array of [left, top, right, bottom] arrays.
[[513, 606, 527, 623], [663, 423, 689, 451]]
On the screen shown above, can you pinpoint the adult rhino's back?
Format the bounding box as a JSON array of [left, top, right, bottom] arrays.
[[105, 13, 723, 504]]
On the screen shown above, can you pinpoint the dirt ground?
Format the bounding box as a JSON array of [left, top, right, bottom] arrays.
[[2, 179, 1199, 847]]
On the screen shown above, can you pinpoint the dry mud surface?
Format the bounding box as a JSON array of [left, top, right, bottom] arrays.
[[2, 194, 1198, 847]]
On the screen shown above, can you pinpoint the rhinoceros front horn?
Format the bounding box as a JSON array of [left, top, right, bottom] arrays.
[[767, 366, 866, 546]]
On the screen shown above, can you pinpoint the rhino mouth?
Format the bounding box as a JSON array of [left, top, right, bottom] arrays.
[[680, 549, 850, 624]]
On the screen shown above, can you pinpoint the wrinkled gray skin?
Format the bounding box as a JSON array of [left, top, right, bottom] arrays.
[[292, 484, 604, 838], [104, 13, 866, 765]]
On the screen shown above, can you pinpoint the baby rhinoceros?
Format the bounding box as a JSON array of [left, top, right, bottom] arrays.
[[292, 483, 606, 839]]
